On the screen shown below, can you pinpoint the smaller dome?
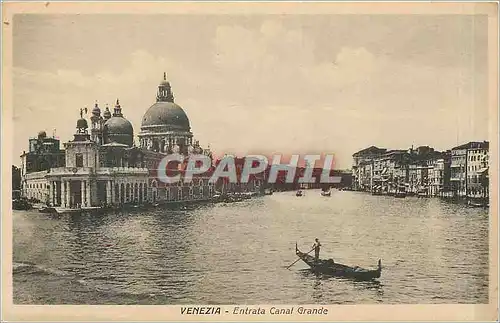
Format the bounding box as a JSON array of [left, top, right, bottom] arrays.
[[103, 116, 134, 146], [76, 118, 88, 129], [92, 103, 101, 116], [37, 130, 47, 139], [104, 117, 133, 135], [103, 107, 111, 119]]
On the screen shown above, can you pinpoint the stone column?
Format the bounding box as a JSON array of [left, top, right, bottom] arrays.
[[81, 180, 86, 207], [48, 181, 54, 206], [61, 181, 65, 207], [54, 182, 58, 205], [66, 180, 71, 208], [86, 180, 91, 207], [106, 181, 112, 205], [53, 182, 56, 206]]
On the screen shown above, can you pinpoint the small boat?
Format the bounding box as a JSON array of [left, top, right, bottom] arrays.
[[321, 190, 331, 197], [394, 184, 407, 198], [32, 203, 47, 210], [12, 198, 32, 210], [39, 206, 57, 214], [295, 244, 382, 281], [394, 192, 407, 198], [468, 199, 488, 207], [55, 207, 83, 214], [296, 190, 303, 197], [264, 189, 274, 196]]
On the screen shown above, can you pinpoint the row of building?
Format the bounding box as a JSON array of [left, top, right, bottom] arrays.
[[352, 142, 489, 201]]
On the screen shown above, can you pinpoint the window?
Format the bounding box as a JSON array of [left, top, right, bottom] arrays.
[[76, 153, 84, 167]]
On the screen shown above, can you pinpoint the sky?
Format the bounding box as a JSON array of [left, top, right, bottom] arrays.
[[12, 14, 489, 169]]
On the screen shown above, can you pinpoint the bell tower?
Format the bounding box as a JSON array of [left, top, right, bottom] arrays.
[[64, 108, 99, 169], [90, 102, 104, 144]]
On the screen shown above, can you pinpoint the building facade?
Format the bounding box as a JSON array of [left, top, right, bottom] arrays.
[[20, 73, 256, 208], [352, 141, 489, 201]]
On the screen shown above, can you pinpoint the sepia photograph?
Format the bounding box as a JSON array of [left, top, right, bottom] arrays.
[[2, 2, 498, 322]]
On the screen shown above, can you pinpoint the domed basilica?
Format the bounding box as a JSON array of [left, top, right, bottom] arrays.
[[20, 73, 217, 209]]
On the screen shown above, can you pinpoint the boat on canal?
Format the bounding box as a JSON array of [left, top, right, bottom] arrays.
[[12, 197, 32, 210], [295, 243, 382, 281], [394, 184, 407, 198], [39, 206, 58, 214], [321, 187, 331, 196], [296, 190, 304, 197]]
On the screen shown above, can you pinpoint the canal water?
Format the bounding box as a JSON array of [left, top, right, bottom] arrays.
[[13, 190, 489, 304]]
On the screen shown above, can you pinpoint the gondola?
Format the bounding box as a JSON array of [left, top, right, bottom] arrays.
[[295, 243, 382, 281]]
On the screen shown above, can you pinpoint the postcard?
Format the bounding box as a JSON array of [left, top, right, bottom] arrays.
[[2, 1, 498, 322]]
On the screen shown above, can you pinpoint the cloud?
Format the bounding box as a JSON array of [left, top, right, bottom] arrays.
[[12, 18, 488, 169]]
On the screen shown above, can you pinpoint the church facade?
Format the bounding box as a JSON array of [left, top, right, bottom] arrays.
[[20, 74, 220, 208]]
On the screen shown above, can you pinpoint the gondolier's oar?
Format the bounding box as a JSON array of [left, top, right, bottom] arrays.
[[286, 246, 315, 269]]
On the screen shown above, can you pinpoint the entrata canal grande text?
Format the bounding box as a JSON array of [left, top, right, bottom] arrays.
[[157, 154, 341, 184]]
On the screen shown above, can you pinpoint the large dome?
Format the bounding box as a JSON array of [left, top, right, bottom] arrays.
[[141, 101, 190, 131]]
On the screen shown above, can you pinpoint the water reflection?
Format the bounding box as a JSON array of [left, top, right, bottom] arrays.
[[13, 191, 489, 304]]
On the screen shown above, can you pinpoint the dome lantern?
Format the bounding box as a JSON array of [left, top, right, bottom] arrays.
[[103, 105, 112, 120], [113, 99, 123, 117], [156, 72, 175, 103], [91, 101, 101, 117], [37, 130, 47, 140]]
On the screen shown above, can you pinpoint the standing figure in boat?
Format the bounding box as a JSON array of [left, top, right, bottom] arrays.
[[312, 238, 321, 261]]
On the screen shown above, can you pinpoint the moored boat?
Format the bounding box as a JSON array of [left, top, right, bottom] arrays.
[[54, 207, 83, 214], [296, 190, 303, 197], [39, 206, 57, 214], [321, 190, 331, 197], [295, 243, 381, 281], [394, 184, 407, 198], [12, 198, 32, 210]]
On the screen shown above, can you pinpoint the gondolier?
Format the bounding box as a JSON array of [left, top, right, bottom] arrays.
[[312, 238, 321, 261]]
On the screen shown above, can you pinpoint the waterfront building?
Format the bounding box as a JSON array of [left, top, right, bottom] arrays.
[[372, 150, 408, 194], [450, 144, 468, 198], [405, 146, 440, 196], [19, 73, 231, 208], [450, 141, 489, 199], [352, 146, 386, 191], [465, 141, 489, 200], [352, 141, 489, 201], [20, 131, 65, 200], [428, 151, 451, 197]]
